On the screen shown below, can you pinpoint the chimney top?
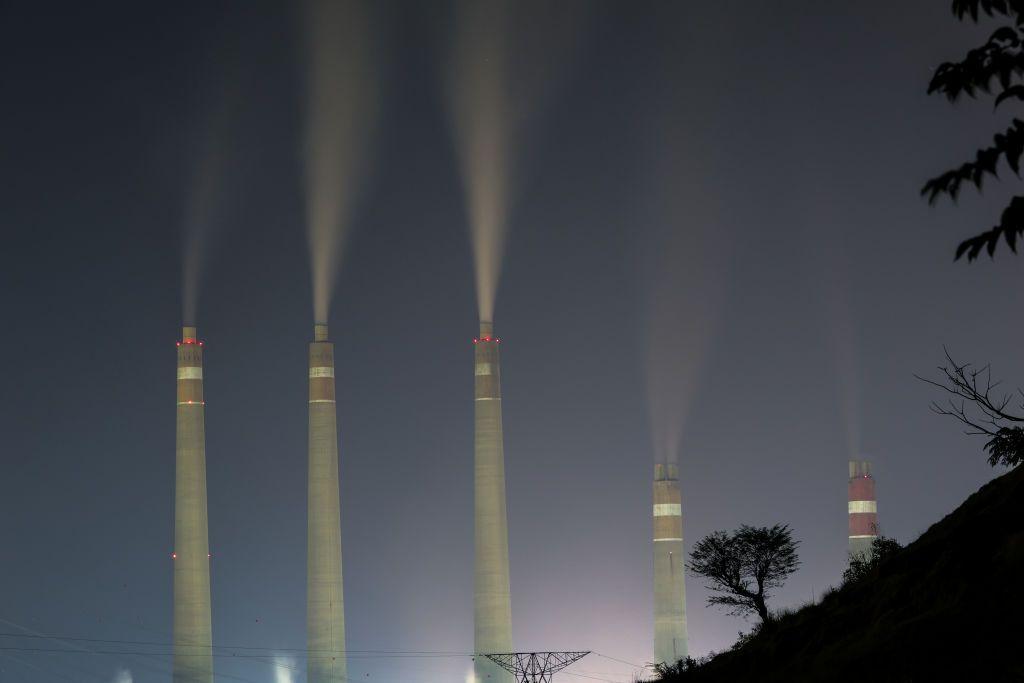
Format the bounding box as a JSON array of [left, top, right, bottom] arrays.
[[655, 463, 679, 481], [849, 460, 872, 479]]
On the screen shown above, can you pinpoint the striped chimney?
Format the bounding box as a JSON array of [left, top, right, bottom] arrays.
[[653, 463, 688, 664], [848, 460, 878, 558], [173, 326, 213, 683], [474, 320, 513, 683], [307, 323, 346, 683]]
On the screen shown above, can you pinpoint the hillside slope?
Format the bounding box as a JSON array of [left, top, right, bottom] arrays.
[[659, 465, 1024, 682]]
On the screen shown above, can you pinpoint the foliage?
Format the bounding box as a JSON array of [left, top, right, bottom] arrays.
[[652, 657, 703, 678], [842, 536, 903, 584], [923, 1, 1024, 260], [687, 524, 800, 623], [917, 349, 1024, 466]]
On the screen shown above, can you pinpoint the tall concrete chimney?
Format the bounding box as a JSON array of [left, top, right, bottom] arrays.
[[474, 320, 513, 683], [653, 463, 688, 665], [848, 459, 878, 558], [308, 323, 346, 683], [173, 326, 213, 683]]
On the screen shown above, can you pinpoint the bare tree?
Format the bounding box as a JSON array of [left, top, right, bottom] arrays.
[[687, 524, 800, 623], [917, 349, 1024, 467]]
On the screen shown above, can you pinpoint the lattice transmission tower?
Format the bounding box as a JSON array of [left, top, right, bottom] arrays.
[[483, 651, 590, 683]]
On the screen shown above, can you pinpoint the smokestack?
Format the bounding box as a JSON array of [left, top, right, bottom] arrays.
[[307, 323, 346, 683], [653, 463, 688, 664], [174, 326, 213, 683], [848, 459, 878, 558], [474, 320, 512, 683]]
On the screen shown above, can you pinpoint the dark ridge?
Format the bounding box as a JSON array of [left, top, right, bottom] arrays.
[[654, 465, 1024, 682]]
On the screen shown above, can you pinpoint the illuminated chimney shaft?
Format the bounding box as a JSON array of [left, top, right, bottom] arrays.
[[474, 320, 513, 683], [174, 326, 213, 683], [653, 463, 688, 664], [848, 460, 878, 558], [307, 323, 346, 683]]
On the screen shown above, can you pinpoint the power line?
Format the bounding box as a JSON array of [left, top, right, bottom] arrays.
[[0, 625, 651, 682], [0, 646, 470, 658], [0, 631, 472, 657], [593, 651, 651, 670], [564, 672, 632, 683], [0, 617, 189, 683]]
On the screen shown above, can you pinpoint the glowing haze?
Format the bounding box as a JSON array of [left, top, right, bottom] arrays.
[[447, 0, 587, 322], [273, 656, 297, 683], [303, 0, 378, 324]]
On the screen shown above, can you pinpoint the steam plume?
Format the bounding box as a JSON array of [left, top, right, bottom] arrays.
[[181, 89, 233, 326], [816, 229, 862, 459], [112, 669, 132, 683], [644, 219, 724, 465], [303, 0, 378, 324], [447, 0, 588, 322], [643, 116, 728, 465]]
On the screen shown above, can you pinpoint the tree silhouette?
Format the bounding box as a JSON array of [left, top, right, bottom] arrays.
[[687, 524, 800, 623], [917, 349, 1024, 466], [923, 0, 1024, 260]]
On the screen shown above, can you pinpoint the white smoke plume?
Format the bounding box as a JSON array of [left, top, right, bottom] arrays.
[[303, 0, 379, 324], [181, 93, 232, 326], [112, 668, 132, 683], [643, 112, 730, 466], [447, 0, 589, 323], [644, 215, 725, 465]]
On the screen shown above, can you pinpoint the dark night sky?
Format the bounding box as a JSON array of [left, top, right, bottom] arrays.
[[1, 3, 1021, 682]]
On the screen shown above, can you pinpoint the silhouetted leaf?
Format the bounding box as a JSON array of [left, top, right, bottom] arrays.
[[994, 83, 1024, 106], [953, 196, 1024, 260], [956, 240, 973, 260], [922, 120, 1024, 203], [953, 0, 1024, 22]]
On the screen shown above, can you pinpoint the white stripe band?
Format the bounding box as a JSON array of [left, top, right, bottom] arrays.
[[654, 538, 683, 542], [848, 500, 877, 514], [177, 401, 204, 406], [475, 397, 501, 401], [177, 367, 202, 380], [475, 363, 492, 376], [309, 367, 334, 378], [848, 534, 877, 539], [308, 399, 336, 403], [653, 503, 681, 517]]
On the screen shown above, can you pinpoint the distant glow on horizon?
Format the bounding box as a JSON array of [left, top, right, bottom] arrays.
[[274, 655, 297, 683]]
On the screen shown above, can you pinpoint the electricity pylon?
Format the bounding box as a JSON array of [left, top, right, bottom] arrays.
[[483, 652, 590, 683]]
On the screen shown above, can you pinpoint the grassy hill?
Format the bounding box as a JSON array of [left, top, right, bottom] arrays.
[[656, 465, 1024, 682]]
